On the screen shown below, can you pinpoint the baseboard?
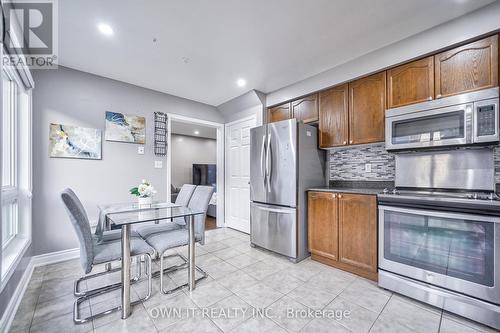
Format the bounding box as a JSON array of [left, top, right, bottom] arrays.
[[31, 247, 79, 267], [0, 247, 79, 332], [0, 259, 34, 333]]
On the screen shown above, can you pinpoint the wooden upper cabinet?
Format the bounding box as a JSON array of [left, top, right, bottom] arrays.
[[319, 84, 349, 148], [435, 35, 498, 99], [387, 57, 434, 108], [268, 102, 291, 123], [338, 194, 377, 273], [308, 192, 338, 261], [291, 93, 319, 123], [348, 72, 386, 145]]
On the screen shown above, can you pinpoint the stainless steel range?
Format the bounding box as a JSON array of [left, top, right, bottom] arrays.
[[378, 148, 500, 329]]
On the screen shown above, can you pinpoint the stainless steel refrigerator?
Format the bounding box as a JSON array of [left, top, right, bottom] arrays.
[[250, 119, 325, 262]]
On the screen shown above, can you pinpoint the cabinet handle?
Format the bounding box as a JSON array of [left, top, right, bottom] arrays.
[[343, 141, 347, 145], [338, 194, 343, 199], [436, 94, 442, 99], [333, 194, 337, 198], [427, 96, 432, 101], [349, 140, 353, 144]]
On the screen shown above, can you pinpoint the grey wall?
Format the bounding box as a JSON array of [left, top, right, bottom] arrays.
[[171, 134, 216, 188], [32, 66, 222, 255], [217, 90, 265, 124], [266, 1, 500, 106]]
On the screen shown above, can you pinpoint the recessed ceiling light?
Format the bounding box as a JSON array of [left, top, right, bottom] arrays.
[[236, 78, 246, 87], [194, 130, 200, 135], [98, 23, 114, 36]]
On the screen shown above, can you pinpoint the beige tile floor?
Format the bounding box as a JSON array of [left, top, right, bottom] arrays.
[[8, 227, 499, 333]]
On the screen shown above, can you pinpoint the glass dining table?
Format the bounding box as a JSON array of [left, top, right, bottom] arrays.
[[101, 202, 205, 319]]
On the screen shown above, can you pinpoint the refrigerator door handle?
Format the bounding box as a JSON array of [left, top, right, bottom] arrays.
[[266, 133, 272, 192], [252, 202, 294, 214], [261, 134, 266, 188]]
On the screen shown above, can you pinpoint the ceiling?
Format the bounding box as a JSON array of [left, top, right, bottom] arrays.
[[171, 120, 217, 139], [59, 0, 495, 106]]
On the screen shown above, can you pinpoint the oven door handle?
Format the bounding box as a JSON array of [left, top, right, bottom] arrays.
[[378, 205, 500, 224]]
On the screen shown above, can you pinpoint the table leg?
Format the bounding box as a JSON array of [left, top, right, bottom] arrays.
[[121, 224, 132, 319], [188, 215, 195, 292]]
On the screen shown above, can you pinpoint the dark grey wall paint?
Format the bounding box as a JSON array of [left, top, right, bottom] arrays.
[[32, 67, 222, 255]]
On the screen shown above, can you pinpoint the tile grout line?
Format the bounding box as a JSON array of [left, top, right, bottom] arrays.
[[367, 292, 393, 332]]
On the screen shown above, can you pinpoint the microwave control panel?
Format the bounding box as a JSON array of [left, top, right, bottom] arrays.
[[476, 104, 497, 136]]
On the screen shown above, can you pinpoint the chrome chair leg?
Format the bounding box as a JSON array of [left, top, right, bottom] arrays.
[[73, 254, 152, 324], [74, 257, 142, 297], [159, 252, 207, 294]]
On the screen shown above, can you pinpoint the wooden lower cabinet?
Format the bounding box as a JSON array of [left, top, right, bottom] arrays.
[[308, 191, 338, 260], [308, 191, 378, 281], [338, 193, 378, 280]]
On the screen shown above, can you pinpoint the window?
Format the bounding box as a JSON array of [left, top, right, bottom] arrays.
[[2, 69, 18, 249], [1, 63, 32, 289]]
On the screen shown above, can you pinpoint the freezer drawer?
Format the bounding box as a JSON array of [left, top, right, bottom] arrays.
[[250, 202, 297, 258]]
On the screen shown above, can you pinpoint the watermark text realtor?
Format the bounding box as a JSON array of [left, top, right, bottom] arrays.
[[3, 0, 58, 69]]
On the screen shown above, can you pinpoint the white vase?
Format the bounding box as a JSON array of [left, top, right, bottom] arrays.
[[138, 196, 153, 208]]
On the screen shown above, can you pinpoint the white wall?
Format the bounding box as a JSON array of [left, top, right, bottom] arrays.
[[171, 134, 217, 188], [32, 66, 223, 255], [266, 1, 500, 106]]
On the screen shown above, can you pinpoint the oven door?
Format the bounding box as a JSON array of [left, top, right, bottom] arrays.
[[379, 205, 500, 304], [385, 103, 472, 151]]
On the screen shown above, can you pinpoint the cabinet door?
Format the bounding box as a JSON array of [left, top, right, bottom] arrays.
[[291, 94, 318, 123], [268, 103, 291, 123], [387, 57, 434, 108], [348, 72, 386, 144], [308, 191, 338, 261], [435, 35, 498, 99], [338, 194, 377, 273], [319, 84, 349, 148]]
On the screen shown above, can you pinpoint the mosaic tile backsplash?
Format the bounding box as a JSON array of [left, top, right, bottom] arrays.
[[330, 143, 500, 184], [329, 143, 395, 181]]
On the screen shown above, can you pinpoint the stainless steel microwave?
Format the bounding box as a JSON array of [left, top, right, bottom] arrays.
[[385, 88, 499, 151]]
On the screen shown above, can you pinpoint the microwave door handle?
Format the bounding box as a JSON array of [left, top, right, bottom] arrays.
[[466, 103, 473, 143]]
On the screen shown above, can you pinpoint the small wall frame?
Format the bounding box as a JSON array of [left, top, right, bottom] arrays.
[[154, 112, 167, 156]]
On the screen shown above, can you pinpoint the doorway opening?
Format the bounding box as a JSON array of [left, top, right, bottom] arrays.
[[167, 115, 224, 230]]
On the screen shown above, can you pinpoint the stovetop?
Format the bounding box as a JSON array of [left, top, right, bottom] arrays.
[[379, 188, 500, 201], [377, 188, 500, 213]]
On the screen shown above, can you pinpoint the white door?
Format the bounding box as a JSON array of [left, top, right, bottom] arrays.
[[225, 117, 257, 233]]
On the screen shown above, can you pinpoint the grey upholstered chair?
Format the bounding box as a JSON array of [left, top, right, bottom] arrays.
[[61, 188, 155, 324], [135, 183, 196, 238], [139, 185, 214, 294]]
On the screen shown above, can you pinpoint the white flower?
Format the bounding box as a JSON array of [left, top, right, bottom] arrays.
[[138, 182, 156, 197]]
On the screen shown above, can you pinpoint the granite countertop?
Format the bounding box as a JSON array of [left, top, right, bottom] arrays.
[[307, 180, 394, 196]]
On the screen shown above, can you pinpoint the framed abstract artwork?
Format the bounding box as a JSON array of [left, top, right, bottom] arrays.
[[49, 123, 102, 159], [105, 111, 146, 144]]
